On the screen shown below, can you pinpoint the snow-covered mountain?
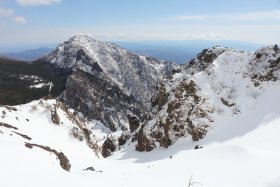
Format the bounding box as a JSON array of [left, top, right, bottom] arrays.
[[39, 35, 176, 133], [1, 37, 280, 187], [44, 35, 175, 107], [137, 45, 280, 150]]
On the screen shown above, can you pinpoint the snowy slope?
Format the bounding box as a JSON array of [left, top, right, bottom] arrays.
[[143, 46, 280, 149], [1, 97, 280, 187]]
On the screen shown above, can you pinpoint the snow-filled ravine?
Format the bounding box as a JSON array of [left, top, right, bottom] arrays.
[[0, 94, 280, 187]]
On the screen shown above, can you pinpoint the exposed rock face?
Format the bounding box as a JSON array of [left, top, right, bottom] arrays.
[[62, 69, 145, 131], [101, 137, 117, 158], [127, 113, 140, 133], [184, 47, 226, 74], [118, 132, 131, 146], [151, 82, 169, 112], [144, 78, 213, 148], [135, 125, 155, 152], [250, 45, 280, 85], [51, 108, 60, 125]]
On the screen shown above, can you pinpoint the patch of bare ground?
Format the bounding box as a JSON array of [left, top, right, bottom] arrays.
[[12, 131, 32, 141], [83, 166, 103, 173], [0, 122, 18, 130], [3, 106, 17, 112], [24, 143, 71, 172], [221, 97, 236, 107]]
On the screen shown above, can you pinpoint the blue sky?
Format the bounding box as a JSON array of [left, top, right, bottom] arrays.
[[1, 0, 280, 49]]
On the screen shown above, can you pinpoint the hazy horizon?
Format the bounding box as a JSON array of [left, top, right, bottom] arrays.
[[0, 38, 264, 63], [0, 38, 267, 53], [1, 0, 280, 47]]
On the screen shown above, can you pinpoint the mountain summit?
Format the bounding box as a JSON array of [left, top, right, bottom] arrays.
[[40, 35, 176, 132], [44, 35, 175, 106]]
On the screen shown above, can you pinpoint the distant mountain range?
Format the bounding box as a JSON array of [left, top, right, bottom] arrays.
[[115, 40, 263, 64], [1, 40, 263, 64]]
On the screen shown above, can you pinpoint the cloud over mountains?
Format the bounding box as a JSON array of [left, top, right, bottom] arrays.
[[16, 0, 60, 6]]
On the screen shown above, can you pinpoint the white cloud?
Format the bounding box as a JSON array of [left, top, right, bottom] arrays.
[[0, 8, 14, 17], [172, 15, 209, 20], [13, 16, 27, 23], [171, 10, 280, 21], [64, 32, 128, 39], [93, 33, 127, 38], [2, 23, 280, 46], [233, 10, 280, 20], [0, 8, 26, 24], [16, 0, 60, 6], [63, 32, 225, 41], [185, 33, 226, 38]]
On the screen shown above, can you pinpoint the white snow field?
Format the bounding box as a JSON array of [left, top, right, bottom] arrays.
[[0, 97, 280, 187]]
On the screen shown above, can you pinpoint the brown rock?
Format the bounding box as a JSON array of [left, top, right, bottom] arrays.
[[101, 137, 116, 158], [135, 126, 154, 152], [127, 114, 140, 133]]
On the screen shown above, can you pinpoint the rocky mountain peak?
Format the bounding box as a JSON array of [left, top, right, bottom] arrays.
[[44, 36, 176, 107], [183, 46, 227, 74], [40, 36, 177, 133]]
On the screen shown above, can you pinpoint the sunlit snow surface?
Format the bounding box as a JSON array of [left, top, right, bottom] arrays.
[[1, 46, 280, 187], [0, 98, 280, 187]]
